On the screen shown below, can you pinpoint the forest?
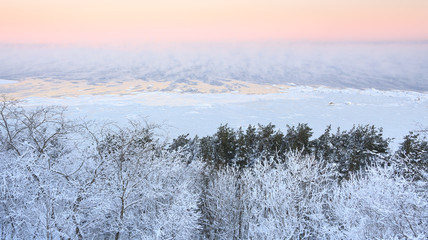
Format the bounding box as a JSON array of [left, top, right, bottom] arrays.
[[1, 96, 427, 239]]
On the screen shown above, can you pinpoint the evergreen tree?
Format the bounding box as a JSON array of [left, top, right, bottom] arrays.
[[313, 125, 334, 161], [284, 123, 313, 155], [396, 131, 428, 181], [168, 133, 191, 152], [256, 123, 285, 161], [200, 136, 214, 165], [235, 127, 248, 168], [213, 124, 237, 168], [314, 125, 390, 179]]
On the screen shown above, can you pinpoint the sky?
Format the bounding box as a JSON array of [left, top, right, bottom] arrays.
[[1, 0, 428, 45]]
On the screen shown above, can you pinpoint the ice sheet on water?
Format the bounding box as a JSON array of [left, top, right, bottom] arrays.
[[22, 86, 428, 149]]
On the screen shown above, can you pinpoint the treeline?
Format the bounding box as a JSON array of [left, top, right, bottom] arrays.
[[0, 97, 427, 239], [171, 123, 426, 180]]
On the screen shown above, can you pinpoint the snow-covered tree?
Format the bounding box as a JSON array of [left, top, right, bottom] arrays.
[[329, 164, 428, 239], [200, 152, 335, 239], [0, 96, 82, 239], [2, 97, 427, 239], [313, 125, 390, 180], [81, 121, 204, 239], [396, 131, 428, 181], [0, 95, 72, 158]]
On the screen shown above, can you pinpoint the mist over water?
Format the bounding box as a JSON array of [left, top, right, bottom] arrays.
[[1, 42, 427, 92]]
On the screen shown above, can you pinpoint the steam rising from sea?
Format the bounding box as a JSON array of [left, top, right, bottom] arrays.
[[1, 42, 427, 92]]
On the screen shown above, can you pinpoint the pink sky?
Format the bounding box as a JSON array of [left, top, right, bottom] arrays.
[[1, 0, 428, 45]]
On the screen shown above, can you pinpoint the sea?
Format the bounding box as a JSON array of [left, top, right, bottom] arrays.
[[0, 42, 427, 92]]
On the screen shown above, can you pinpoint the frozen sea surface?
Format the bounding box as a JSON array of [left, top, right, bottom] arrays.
[[23, 86, 428, 149]]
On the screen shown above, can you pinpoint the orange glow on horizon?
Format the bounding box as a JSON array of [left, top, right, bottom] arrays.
[[1, 0, 428, 45]]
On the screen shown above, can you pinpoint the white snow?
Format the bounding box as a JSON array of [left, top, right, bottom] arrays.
[[22, 86, 428, 149]]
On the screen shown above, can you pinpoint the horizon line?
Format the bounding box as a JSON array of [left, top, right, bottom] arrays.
[[1, 39, 428, 48]]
